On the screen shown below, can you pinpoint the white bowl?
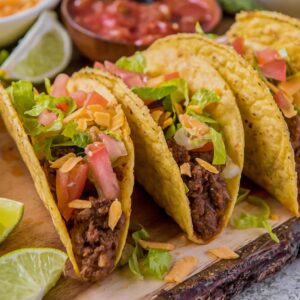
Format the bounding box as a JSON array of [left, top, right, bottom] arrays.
[[256, 0, 300, 18], [0, 0, 60, 47]]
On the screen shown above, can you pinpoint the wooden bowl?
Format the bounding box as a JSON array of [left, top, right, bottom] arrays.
[[61, 0, 145, 62]]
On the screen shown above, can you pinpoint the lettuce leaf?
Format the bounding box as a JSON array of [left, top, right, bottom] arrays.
[[187, 110, 217, 124], [231, 195, 279, 243], [62, 121, 90, 148], [116, 52, 146, 73], [236, 187, 251, 204], [125, 225, 172, 280], [160, 78, 189, 106], [195, 22, 204, 34], [210, 128, 226, 165], [132, 85, 177, 101], [191, 88, 221, 112], [164, 123, 177, 139]]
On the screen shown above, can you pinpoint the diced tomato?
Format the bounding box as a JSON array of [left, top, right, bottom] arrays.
[[38, 110, 57, 126], [94, 61, 105, 70], [274, 90, 297, 118], [85, 91, 108, 108], [71, 91, 87, 108], [99, 132, 127, 161], [164, 72, 180, 81], [255, 48, 279, 66], [232, 37, 245, 55], [85, 143, 120, 200], [56, 163, 88, 221], [198, 142, 214, 152], [55, 102, 68, 112], [260, 59, 287, 82], [104, 61, 145, 88], [51, 74, 70, 98]]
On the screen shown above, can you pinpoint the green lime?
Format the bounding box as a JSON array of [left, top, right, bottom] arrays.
[[0, 198, 24, 243], [1, 11, 72, 83], [0, 248, 68, 300]]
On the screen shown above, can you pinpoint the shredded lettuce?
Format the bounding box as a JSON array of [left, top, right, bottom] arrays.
[[164, 123, 177, 139], [116, 52, 146, 73], [160, 78, 190, 106], [122, 225, 172, 280], [231, 194, 279, 243], [187, 110, 217, 124], [44, 78, 52, 95], [210, 128, 226, 165], [195, 22, 204, 34], [0, 49, 9, 65], [132, 85, 177, 101], [236, 187, 251, 204], [191, 89, 221, 112]]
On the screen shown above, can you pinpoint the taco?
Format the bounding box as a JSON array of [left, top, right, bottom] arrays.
[[137, 33, 299, 216], [227, 11, 300, 214], [0, 69, 134, 281], [94, 50, 244, 243]]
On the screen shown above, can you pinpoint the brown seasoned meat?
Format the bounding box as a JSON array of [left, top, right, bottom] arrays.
[[167, 139, 230, 241], [68, 197, 125, 281], [285, 115, 300, 202], [51, 146, 76, 159]]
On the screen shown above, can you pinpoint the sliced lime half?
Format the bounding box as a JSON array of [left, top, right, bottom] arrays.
[[0, 248, 68, 300], [1, 11, 72, 83], [0, 197, 24, 244]]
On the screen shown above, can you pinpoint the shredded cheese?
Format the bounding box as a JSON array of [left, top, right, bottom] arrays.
[[138, 240, 175, 251], [270, 213, 279, 221], [162, 118, 173, 129], [94, 112, 111, 127], [208, 246, 239, 259], [108, 199, 122, 230], [76, 118, 88, 131], [60, 156, 83, 173], [87, 104, 105, 113], [180, 163, 191, 177], [68, 199, 92, 209], [151, 110, 163, 123], [50, 153, 76, 169], [164, 256, 198, 283], [196, 158, 219, 174], [63, 107, 90, 123], [111, 113, 124, 131]]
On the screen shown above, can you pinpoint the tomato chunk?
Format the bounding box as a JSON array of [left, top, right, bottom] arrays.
[[51, 74, 69, 97], [255, 48, 279, 66], [38, 110, 57, 126], [56, 163, 88, 220], [164, 72, 180, 81], [232, 37, 245, 55], [55, 102, 68, 112], [274, 90, 297, 118], [71, 91, 87, 108], [94, 61, 105, 70], [260, 59, 286, 82], [85, 143, 120, 200], [85, 91, 108, 108]]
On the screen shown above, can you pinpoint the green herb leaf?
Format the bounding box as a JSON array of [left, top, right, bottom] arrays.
[[236, 188, 251, 204], [210, 128, 226, 165], [116, 52, 146, 73], [191, 88, 221, 112], [132, 85, 177, 101], [141, 249, 172, 279], [0, 49, 9, 65]]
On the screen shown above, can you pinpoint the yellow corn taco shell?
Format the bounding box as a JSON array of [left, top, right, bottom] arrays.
[[87, 54, 244, 242], [0, 68, 134, 280], [146, 33, 298, 216], [227, 11, 300, 73]]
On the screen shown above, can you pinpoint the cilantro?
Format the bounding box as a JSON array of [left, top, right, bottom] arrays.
[[116, 52, 146, 73]]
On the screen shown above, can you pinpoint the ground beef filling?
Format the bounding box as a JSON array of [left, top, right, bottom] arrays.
[[285, 115, 300, 203], [68, 198, 125, 281], [167, 139, 230, 241], [43, 150, 124, 281]]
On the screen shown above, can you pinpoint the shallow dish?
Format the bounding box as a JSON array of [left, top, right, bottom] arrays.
[[0, 0, 60, 47]]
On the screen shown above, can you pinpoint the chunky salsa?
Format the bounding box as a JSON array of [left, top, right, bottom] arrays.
[[69, 0, 221, 46]]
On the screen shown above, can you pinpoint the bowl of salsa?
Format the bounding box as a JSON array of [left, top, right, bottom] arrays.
[[61, 0, 222, 61]]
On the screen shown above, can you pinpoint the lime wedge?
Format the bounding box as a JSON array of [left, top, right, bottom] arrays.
[[1, 11, 72, 83], [0, 248, 67, 300], [0, 198, 24, 244]]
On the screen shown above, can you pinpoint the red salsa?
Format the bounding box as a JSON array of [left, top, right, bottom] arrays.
[[69, 0, 221, 46]]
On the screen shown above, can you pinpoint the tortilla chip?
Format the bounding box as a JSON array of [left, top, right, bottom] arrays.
[[227, 11, 300, 73], [0, 69, 134, 278], [146, 33, 298, 216]]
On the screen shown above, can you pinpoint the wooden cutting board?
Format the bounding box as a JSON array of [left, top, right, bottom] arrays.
[[0, 115, 295, 300]]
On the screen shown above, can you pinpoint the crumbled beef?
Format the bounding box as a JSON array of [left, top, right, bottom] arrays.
[[285, 115, 300, 202], [51, 146, 76, 159], [68, 197, 124, 282], [167, 139, 230, 241], [42, 156, 123, 281]]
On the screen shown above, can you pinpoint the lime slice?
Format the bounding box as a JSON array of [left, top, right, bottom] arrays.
[[1, 11, 72, 83], [0, 198, 24, 244], [0, 248, 68, 300]]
